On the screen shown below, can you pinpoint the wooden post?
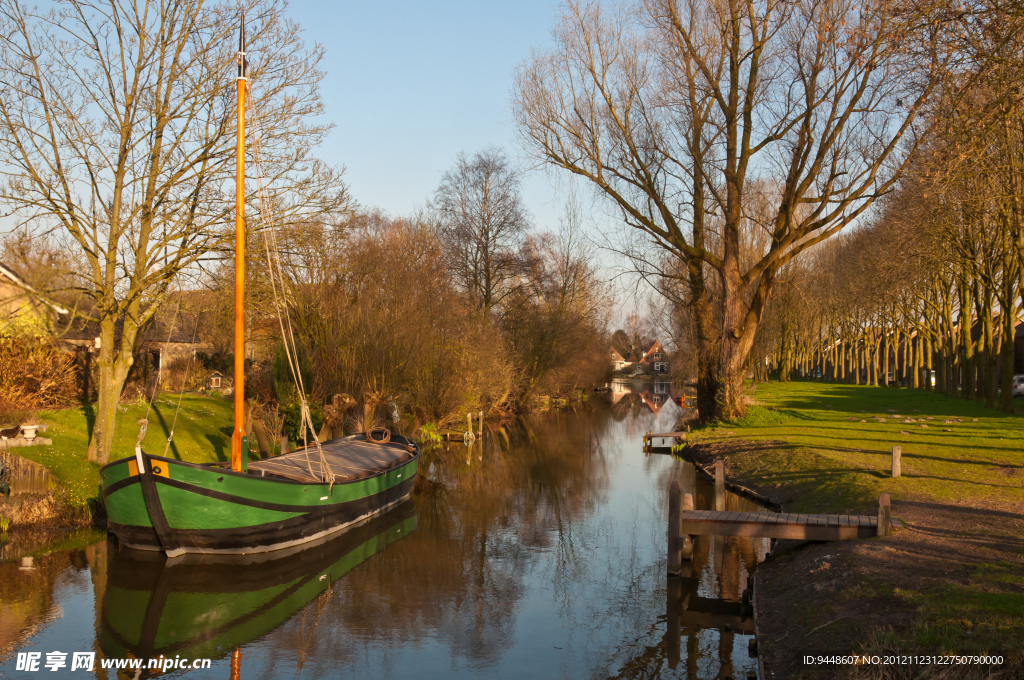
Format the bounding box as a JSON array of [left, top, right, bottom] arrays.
[[891, 446, 901, 478], [682, 493, 694, 559], [279, 434, 289, 455], [668, 481, 682, 575], [467, 413, 472, 435], [666, 576, 681, 669], [877, 493, 891, 536], [478, 410, 483, 436], [715, 459, 726, 511]]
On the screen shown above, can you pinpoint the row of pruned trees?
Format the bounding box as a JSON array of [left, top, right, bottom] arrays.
[[756, 153, 1023, 413], [750, 0, 1024, 414]]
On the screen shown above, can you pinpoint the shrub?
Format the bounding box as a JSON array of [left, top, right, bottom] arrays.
[[278, 391, 323, 444], [0, 336, 78, 412], [417, 422, 443, 448]]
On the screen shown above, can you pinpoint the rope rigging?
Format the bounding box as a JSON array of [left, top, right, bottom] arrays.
[[245, 87, 334, 486]]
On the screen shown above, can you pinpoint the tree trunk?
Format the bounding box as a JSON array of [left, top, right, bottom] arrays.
[[935, 332, 946, 394], [854, 344, 861, 385], [882, 335, 890, 387], [692, 287, 720, 424], [999, 308, 1016, 413], [985, 314, 997, 409], [925, 335, 933, 391], [962, 324, 974, 401], [947, 341, 957, 397], [716, 268, 765, 420], [86, 315, 138, 464], [872, 338, 882, 386], [901, 330, 909, 386], [911, 332, 920, 389], [252, 419, 271, 458]]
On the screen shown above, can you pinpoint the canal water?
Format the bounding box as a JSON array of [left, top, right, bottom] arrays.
[[1, 386, 768, 679]]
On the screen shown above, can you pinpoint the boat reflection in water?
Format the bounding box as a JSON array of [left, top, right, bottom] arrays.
[[99, 501, 417, 662]]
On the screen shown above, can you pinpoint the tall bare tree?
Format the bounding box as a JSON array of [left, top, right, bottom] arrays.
[[0, 0, 345, 463], [513, 0, 947, 418], [433, 148, 530, 312]]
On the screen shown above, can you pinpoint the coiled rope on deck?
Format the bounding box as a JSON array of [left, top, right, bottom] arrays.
[[366, 427, 391, 444]]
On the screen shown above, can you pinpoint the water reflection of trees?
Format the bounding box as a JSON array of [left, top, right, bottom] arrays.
[[256, 404, 614, 673], [0, 529, 105, 666]]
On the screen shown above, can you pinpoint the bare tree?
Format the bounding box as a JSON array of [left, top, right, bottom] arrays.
[[513, 0, 947, 418], [432, 148, 531, 312], [0, 0, 345, 463], [502, 194, 612, 401]]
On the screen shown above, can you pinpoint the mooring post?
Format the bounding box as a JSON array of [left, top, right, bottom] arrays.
[[877, 493, 891, 536], [891, 446, 901, 478], [667, 576, 681, 669], [478, 411, 484, 436], [668, 480, 682, 575], [715, 459, 726, 511], [682, 493, 694, 559]]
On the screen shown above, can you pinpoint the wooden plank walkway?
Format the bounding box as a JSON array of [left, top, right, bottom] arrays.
[[644, 431, 687, 442], [643, 430, 687, 451], [679, 509, 898, 541]]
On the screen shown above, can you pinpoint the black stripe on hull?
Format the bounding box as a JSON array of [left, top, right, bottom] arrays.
[[110, 476, 416, 554]]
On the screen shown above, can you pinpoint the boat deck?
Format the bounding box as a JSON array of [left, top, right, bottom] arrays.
[[247, 435, 415, 484]]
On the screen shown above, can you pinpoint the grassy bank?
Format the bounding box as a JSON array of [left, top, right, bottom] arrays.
[[12, 395, 233, 517], [684, 380, 1024, 677], [695, 380, 1024, 512]]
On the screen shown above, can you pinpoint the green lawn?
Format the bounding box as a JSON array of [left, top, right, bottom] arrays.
[[14, 394, 234, 513], [694, 380, 1024, 513]]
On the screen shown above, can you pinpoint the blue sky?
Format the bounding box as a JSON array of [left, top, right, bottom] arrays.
[[287, 0, 569, 230]]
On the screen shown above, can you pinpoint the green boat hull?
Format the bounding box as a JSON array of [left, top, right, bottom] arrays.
[[100, 436, 418, 556], [100, 503, 417, 661]]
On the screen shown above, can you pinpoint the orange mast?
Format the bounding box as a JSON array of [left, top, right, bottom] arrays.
[[232, 23, 248, 473]]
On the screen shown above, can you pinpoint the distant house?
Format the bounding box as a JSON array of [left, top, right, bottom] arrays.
[[635, 339, 670, 376], [609, 347, 631, 372], [609, 338, 671, 375]]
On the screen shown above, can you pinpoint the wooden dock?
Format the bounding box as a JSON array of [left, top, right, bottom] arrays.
[[643, 430, 687, 445], [643, 430, 687, 453], [668, 471, 897, 575], [678, 509, 898, 541]]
